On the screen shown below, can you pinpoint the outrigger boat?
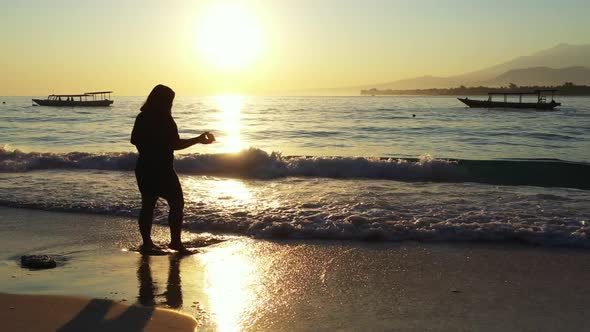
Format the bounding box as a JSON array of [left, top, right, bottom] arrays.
[[458, 89, 560, 110], [32, 91, 113, 107]]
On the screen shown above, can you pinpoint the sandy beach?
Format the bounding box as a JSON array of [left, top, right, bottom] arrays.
[[0, 293, 197, 332], [1, 206, 590, 331]]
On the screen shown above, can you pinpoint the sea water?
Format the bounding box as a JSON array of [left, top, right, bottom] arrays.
[[1, 96, 589, 247]]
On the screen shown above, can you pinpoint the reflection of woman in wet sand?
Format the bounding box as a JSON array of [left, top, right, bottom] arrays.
[[131, 84, 215, 252], [137, 255, 183, 309]]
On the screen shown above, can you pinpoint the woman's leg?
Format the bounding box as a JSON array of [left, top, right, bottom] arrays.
[[163, 172, 185, 250], [139, 193, 158, 247], [166, 195, 184, 249]]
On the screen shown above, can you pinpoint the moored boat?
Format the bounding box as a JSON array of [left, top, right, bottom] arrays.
[[458, 89, 561, 110], [33, 91, 113, 107]]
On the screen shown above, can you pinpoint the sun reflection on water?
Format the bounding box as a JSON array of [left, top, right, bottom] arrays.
[[209, 178, 253, 206], [182, 177, 254, 209], [199, 241, 261, 332], [216, 95, 243, 153]]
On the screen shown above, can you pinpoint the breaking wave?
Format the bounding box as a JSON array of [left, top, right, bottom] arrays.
[[1, 146, 588, 189]]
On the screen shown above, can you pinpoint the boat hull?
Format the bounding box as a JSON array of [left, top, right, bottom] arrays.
[[32, 99, 113, 107], [457, 98, 560, 110]]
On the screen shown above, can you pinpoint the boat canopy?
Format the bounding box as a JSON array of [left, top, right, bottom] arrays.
[[49, 94, 89, 97], [45, 91, 114, 101], [487, 89, 557, 103], [48, 91, 114, 97], [84, 91, 114, 95], [83, 91, 113, 100], [488, 89, 557, 96]]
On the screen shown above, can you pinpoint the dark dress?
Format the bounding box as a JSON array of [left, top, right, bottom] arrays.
[[131, 111, 183, 202]]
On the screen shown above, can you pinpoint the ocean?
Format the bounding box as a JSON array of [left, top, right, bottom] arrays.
[[1, 95, 589, 247]]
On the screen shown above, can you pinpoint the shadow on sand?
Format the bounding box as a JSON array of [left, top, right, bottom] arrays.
[[57, 255, 187, 332], [56, 298, 155, 332]]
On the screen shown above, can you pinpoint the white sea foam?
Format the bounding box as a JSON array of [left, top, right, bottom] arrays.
[[1, 170, 589, 248], [0, 146, 460, 181]]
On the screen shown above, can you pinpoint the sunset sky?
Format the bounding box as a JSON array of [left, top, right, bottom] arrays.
[[1, 0, 589, 96]]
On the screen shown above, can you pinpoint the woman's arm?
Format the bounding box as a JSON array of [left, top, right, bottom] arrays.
[[172, 132, 215, 150]]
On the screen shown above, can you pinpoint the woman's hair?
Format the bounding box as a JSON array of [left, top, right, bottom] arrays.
[[140, 84, 175, 114]]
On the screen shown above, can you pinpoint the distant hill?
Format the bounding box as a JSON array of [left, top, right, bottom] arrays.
[[361, 83, 590, 96], [483, 66, 590, 86], [367, 43, 590, 90], [288, 43, 590, 95], [468, 43, 590, 80]]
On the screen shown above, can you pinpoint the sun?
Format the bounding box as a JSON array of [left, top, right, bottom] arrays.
[[197, 3, 263, 70]]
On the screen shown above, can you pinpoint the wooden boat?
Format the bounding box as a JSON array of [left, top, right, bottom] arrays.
[[33, 91, 113, 107], [458, 89, 561, 110]]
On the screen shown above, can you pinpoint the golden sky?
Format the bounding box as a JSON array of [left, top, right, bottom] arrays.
[[1, 0, 588, 96]]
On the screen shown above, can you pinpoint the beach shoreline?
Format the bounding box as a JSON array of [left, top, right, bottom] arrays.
[[1, 206, 590, 331]]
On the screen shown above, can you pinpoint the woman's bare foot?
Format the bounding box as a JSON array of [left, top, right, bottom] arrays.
[[139, 241, 157, 253], [168, 242, 199, 255], [168, 242, 187, 252]]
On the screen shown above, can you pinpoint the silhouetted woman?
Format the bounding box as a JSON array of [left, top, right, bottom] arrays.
[[131, 84, 215, 252]]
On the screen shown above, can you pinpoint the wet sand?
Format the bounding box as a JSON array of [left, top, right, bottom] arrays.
[[1, 207, 590, 331], [0, 293, 196, 332]]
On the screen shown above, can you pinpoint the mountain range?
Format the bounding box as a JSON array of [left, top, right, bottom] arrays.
[[298, 43, 590, 95], [483, 66, 590, 87]]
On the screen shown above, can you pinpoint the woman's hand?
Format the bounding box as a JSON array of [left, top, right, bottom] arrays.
[[173, 132, 216, 150], [197, 132, 216, 144]]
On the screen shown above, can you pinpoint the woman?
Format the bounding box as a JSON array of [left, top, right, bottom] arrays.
[[131, 84, 215, 252]]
